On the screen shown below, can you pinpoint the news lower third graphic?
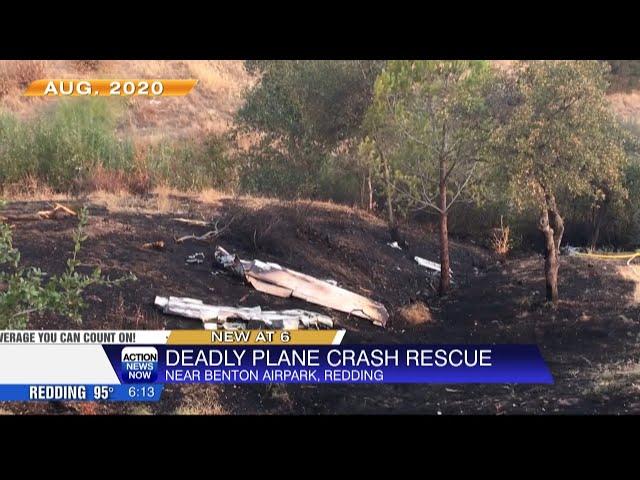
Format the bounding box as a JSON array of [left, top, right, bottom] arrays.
[[0, 330, 553, 402]]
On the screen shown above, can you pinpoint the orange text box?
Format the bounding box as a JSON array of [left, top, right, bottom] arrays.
[[24, 79, 197, 97]]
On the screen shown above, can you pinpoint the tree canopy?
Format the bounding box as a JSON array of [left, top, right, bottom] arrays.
[[492, 61, 628, 211]]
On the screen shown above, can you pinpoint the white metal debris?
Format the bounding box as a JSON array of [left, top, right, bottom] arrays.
[[213, 246, 389, 327], [154, 296, 333, 330], [186, 252, 205, 264], [563, 246, 581, 256], [387, 241, 403, 250], [415, 256, 451, 273]]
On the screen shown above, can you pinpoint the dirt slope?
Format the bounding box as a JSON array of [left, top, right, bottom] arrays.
[[2, 194, 640, 414]]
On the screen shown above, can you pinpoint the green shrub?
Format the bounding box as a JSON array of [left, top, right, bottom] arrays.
[[32, 99, 134, 190], [0, 203, 136, 328], [0, 99, 135, 191], [147, 133, 235, 191], [0, 100, 236, 194]]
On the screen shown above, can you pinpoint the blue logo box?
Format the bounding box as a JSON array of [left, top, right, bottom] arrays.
[[121, 347, 158, 383]]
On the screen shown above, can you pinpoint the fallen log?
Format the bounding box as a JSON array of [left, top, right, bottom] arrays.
[[141, 240, 165, 250], [174, 216, 234, 244], [1, 203, 77, 222], [173, 217, 211, 226], [175, 231, 219, 244], [154, 296, 333, 329]]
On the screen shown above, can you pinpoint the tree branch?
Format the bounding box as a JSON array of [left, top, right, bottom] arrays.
[[445, 162, 478, 212]]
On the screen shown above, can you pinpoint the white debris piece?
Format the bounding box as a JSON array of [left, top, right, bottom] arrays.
[[387, 241, 403, 250], [213, 246, 389, 327], [154, 296, 333, 330], [186, 252, 205, 264], [415, 256, 453, 274], [324, 279, 338, 286], [563, 246, 580, 256]]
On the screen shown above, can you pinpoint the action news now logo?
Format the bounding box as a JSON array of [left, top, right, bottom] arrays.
[[121, 347, 158, 383]]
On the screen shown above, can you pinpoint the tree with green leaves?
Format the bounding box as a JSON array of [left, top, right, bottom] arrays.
[[363, 60, 493, 294], [236, 61, 384, 199], [491, 61, 628, 302]]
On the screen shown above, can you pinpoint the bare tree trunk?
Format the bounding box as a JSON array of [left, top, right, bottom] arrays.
[[539, 192, 564, 303], [589, 191, 609, 251], [540, 208, 559, 302], [374, 140, 395, 230], [547, 193, 565, 254], [367, 172, 374, 211], [590, 212, 602, 251], [439, 162, 451, 295], [382, 155, 395, 229]]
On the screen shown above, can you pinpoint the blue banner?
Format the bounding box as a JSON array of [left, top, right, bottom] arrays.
[[0, 384, 164, 402], [104, 344, 553, 384]]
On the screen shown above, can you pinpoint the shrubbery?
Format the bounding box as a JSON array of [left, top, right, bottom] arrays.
[[0, 203, 136, 328], [2, 61, 640, 254], [0, 99, 232, 194]]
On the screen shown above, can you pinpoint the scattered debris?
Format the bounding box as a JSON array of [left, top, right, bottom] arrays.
[[173, 217, 211, 227], [387, 241, 402, 250], [415, 257, 437, 271], [1, 203, 77, 222], [176, 231, 219, 244], [214, 246, 389, 327], [141, 240, 165, 251], [154, 296, 333, 329], [557, 398, 580, 407], [186, 252, 205, 264], [562, 245, 581, 256], [414, 256, 452, 274]]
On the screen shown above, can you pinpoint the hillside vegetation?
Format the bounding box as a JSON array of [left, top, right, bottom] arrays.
[[1, 60, 640, 255], [2, 60, 638, 141], [0, 60, 255, 140]]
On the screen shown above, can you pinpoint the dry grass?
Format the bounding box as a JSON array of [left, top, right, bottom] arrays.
[[196, 188, 225, 205], [398, 302, 433, 325], [128, 405, 154, 415], [154, 186, 180, 213], [81, 165, 152, 195], [490, 217, 511, 257], [0, 176, 67, 202], [72, 60, 101, 73], [2, 186, 379, 233], [588, 360, 640, 397], [609, 91, 640, 124], [173, 385, 227, 415], [617, 265, 640, 305], [87, 187, 185, 215], [0, 60, 46, 98], [89, 191, 135, 212]]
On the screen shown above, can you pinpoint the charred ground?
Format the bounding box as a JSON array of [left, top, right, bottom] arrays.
[[2, 193, 640, 415]]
